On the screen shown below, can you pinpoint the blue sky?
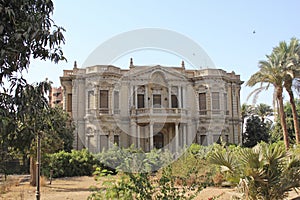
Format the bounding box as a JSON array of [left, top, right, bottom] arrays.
[[27, 0, 300, 105]]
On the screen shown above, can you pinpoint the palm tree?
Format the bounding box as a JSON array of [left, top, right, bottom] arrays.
[[247, 53, 290, 149], [254, 103, 273, 123], [273, 38, 300, 144]]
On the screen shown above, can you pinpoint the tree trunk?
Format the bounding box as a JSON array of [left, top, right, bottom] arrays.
[[30, 156, 37, 186], [277, 90, 289, 149], [241, 120, 244, 145], [287, 89, 300, 144]]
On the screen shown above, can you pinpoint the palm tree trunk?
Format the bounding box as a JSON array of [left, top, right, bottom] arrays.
[[277, 90, 289, 149], [287, 89, 300, 144]]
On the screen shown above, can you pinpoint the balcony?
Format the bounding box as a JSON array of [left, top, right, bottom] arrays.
[[198, 110, 228, 116], [87, 108, 120, 116], [131, 108, 188, 116], [63, 70, 73, 76]]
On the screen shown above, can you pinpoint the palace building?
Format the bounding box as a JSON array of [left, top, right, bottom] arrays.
[[60, 60, 243, 153]]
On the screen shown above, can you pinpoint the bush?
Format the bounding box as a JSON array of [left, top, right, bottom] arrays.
[[209, 142, 300, 199], [89, 166, 203, 200], [42, 149, 101, 178], [95, 145, 173, 173]]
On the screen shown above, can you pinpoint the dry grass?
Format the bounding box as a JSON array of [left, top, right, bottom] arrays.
[[1, 175, 299, 200], [0, 176, 20, 194]]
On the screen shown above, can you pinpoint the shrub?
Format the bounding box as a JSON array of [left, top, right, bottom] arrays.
[[89, 166, 203, 200], [209, 142, 300, 199], [95, 145, 173, 173], [42, 149, 100, 178]]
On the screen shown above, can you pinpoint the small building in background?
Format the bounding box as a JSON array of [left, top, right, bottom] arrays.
[[49, 86, 63, 107]]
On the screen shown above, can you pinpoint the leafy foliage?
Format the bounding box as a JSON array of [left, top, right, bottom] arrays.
[[209, 143, 300, 200], [270, 100, 300, 143], [0, 0, 67, 182], [247, 38, 300, 149], [243, 115, 269, 147], [42, 149, 100, 178], [89, 165, 203, 200], [0, 0, 66, 83], [96, 145, 173, 173]]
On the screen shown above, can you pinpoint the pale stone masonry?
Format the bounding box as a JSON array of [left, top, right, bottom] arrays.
[[60, 60, 243, 153]]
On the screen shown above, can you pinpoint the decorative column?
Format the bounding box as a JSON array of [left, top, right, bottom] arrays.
[[137, 125, 140, 148], [131, 122, 137, 147], [187, 122, 192, 144], [95, 86, 99, 110], [178, 86, 181, 108], [111, 89, 114, 114], [130, 85, 133, 108], [149, 122, 154, 150], [183, 124, 187, 147], [175, 122, 179, 152], [182, 86, 186, 109], [145, 85, 148, 108], [135, 86, 138, 109], [109, 88, 113, 115]]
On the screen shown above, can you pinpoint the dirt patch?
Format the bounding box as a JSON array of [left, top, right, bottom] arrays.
[[1, 175, 300, 200], [0, 175, 99, 200]]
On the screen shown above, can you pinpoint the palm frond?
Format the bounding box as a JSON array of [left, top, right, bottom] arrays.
[[246, 86, 267, 104], [208, 150, 236, 173]]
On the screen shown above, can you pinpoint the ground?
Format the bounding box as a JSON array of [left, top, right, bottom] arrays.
[[1, 175, 300, 200]]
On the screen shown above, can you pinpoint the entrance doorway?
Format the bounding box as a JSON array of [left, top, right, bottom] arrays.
[[153, 132, 164, 149]]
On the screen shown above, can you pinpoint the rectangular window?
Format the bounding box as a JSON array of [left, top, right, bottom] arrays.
[[88, 91, 94, 109], [137, 94, 145, 108], [67, 94, 72, 112], [171, 94, 178, 108], [200, 135, 207, 146], [199, 93, 206, 114], [212, 92, 220, 110], [199, 93, 206, 110], [114, 91, 119, 110], [153, 94, 161, 108], [100, 90, 109, 109], [100, 135, 108, 151], [114, 135, 119, 146]]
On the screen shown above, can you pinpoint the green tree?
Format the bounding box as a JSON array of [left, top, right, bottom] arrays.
[[243, 115, 269, 148], [0, 0, 65, 83], [6, 81, 74, 185], [0, 92, 17, 177], [247, 52, 289, 149], [47, 106, 74, 152], [273, 38, 300, 144], [271, 100, 300, 144], [254, 103, 273, 123], [0, 0, 66, 185]]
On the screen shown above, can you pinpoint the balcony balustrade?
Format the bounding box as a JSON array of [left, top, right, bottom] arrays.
[[131, 108, 188, 116]]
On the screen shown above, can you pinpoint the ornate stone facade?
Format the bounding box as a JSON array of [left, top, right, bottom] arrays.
[[60, 61, 243, 153]]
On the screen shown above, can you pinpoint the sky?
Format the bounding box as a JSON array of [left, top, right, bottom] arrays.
[[27, 0, 300, 106]]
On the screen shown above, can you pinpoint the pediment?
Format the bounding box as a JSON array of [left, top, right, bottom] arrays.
[[126, 65, 188, 82]]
